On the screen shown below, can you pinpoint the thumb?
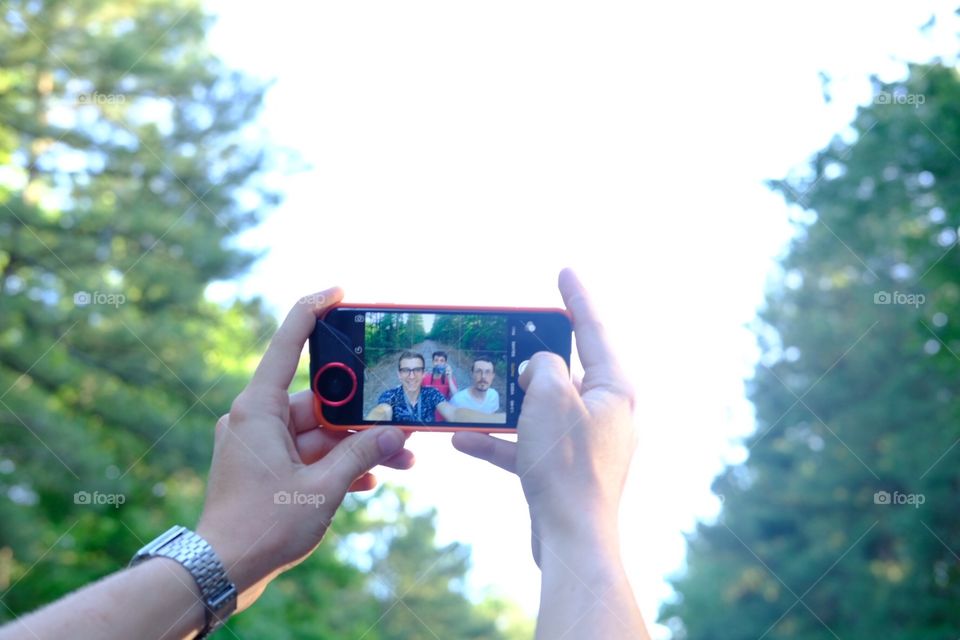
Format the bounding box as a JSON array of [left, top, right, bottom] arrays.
[[312, 427, 406, 491]]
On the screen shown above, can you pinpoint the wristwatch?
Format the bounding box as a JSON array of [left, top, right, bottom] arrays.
[[130, 525, 238, 639]]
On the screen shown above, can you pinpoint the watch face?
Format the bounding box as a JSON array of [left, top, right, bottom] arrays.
[[136, 525, 188, 557]]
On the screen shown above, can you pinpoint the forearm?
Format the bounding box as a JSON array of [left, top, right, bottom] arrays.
[[536, 526, 649, 640], [0, 558, 205, 640]]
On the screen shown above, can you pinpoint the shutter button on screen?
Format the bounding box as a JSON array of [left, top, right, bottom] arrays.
[[313, 362, 357, 406]]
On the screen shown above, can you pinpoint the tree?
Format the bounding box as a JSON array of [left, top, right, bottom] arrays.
[[429, 314, 506, 356], [0, 2, 532, 637], [661, 63, 960, 638], [224, 486, 532, 640], [0, 0, 278, 615], [366, 313, 429, 354], [366, 494, 502, 639]]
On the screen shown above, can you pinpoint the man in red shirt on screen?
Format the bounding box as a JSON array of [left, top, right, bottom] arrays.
[[422, 350, 458, 421]]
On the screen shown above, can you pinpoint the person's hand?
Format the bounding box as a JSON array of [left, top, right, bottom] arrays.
[[445, 364, 454, 377], [196, 287, 415, 612], [451, 269, 636, 566], [365, 404, 393, 421]]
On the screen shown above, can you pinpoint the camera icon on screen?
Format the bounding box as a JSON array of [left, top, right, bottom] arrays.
[[74, 291, 91, 306], [274, 491, 291, 505], [74, 491, 91, 504], [874, 491, 891, 505], [874, 291, 891, 305]]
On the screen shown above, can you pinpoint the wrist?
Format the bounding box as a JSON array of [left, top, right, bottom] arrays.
[[537, 521, 625, 588], [196, 520, 291, 615], [536, 511, 622, 563], [133, 557, 208, 638], [130, 525, 239, 637], [195, 520, 257, 594]]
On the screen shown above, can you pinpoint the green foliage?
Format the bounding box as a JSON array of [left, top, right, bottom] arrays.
[[225, 486, 527, 639], [429, 315, 507, 360], [661, 64, 960, 638], [365, 313, 428, 355], [0, 0, 277, 616], [336, 487, 525, 640], [0, 1, 532, 637]]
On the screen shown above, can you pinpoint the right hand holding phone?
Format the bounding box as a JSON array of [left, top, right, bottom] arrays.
[[451, 269, 636, 566]]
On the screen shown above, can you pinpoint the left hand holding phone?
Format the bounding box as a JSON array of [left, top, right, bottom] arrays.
[[196, 286, 416, 614]]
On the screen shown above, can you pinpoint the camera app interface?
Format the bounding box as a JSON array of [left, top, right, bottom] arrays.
[[360, 312, 509, 426]]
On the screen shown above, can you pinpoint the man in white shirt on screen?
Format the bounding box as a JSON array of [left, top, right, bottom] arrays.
[[449, 356, 500, 414]]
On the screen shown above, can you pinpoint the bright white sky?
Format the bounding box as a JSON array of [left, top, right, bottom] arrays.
[[204, 2, 960, 637]]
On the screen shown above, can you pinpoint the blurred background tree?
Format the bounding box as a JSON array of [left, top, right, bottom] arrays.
[[660, 63, 960, 638], [0, 1, 530, 636]]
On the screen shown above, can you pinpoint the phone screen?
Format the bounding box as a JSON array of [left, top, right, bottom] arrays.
[[310, 306, 572, 430]]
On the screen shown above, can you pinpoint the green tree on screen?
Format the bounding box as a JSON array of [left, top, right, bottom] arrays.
[[429, 315, 506, 353], [365, 314, 428, 353]]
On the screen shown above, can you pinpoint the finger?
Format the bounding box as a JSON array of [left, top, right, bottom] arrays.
[[558, 268, 631, 397], [518, 351, 572, 393], [381, 448, 416, 469], [292, 389, 395, 436], [248, 287, 344, 393], [214, 414, 229, 439], [293, 419, 411, 458], [348, 472, 378, 492], [295, 429, 415, 469], [558, 269, 615, 370], [572, 371, 583, 394], [308, 426, 406, 491], [290, 389, 324, 433], [295, 428, 348, 465], [451, 432, 517, 474]]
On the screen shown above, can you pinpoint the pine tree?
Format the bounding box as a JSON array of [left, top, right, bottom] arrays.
[[661, 63, 960, 639], [0, 0, 282, 613], [0, 4, 534, 637]]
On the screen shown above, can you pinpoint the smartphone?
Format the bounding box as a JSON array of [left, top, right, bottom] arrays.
[[309, 304, 572, 433]]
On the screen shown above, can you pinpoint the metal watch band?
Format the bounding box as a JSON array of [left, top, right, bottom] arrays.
[[130, 525, 238, 639]]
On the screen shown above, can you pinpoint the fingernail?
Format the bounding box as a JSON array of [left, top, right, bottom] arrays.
[[378, 429, 404, 456]]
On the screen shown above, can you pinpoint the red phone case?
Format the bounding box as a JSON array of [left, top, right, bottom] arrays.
[[312, 302, 571, 434]]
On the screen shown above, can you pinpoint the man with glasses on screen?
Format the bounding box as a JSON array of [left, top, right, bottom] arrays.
[[365, 351, 503, 424]]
